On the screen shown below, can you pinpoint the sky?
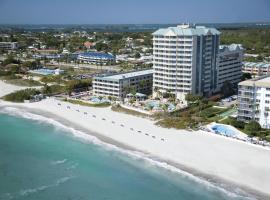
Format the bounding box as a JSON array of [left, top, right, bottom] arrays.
[[0, 0, 270, 24]]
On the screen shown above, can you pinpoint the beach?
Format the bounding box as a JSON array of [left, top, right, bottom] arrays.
[[0, 80, 28, 98], [0, 97, 270, 199], [1, 80, 270, 198]]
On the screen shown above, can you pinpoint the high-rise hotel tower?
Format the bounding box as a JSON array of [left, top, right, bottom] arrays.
[[152, 24, 220, 100]]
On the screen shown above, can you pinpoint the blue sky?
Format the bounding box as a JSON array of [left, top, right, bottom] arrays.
[[0, 0, 269, 24]]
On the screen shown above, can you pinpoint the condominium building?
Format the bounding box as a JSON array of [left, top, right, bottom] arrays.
[[93, 69, 153, 98], [238, 76, 270, 128], [242, 62, 270, 77], [0, 42, 18, 50], [153, 24, 220, 100], [216, 44, 243, 91]]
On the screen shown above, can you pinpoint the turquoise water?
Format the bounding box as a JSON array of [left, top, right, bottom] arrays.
[[0, 108, 255, 200], [212, 124, 240, 138]]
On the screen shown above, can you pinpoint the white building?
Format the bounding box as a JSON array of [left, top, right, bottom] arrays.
[[238, 76, 270, 128], [77, 52, 115, 64], [93, 69, 153, 98], [216, 44, 243, 91], [242, 62, 270, 77], [152, 24, 220, 100], [0, 42, 18, 50]]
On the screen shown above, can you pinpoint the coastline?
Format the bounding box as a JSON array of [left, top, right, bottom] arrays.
[[0, 98, 270, 199]]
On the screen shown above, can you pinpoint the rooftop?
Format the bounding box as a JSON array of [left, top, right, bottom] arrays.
[[153, 25, 220, 36], [239, 75, 270, 87], [78, 52, 115, 59], [219, 44, 243, 52], [95, 69, 153, 81]]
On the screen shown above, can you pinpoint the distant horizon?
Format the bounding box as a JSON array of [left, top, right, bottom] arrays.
[[1, 21, 270, 26]]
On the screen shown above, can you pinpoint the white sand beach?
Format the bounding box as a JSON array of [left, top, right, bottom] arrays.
[[0, 98, 270, 198], [0, 80, 28, 97]]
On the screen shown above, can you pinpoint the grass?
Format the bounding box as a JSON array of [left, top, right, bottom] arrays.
[[155, 102, 230, 130], [4, 78, 43, 87], [0, 75, 43, 87], [65, 99, 111, 108], [111, 104, 151, 118], [155, 117, 187, 129]]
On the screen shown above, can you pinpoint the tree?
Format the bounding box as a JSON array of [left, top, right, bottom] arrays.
[[2, 55, 19, 66], [22, 61, 39, 70], [42, 84, 52, 95], [244, 120, 261, 136], [220, 81, 235, 97], [241, 73, 252, 81], [185, 94, 203, 103], [228, 117, 245, 129], [134, 52, 141, 59]]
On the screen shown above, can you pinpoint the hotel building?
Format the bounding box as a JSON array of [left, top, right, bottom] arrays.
[[93, 69, 153, 98], [216, 44, 243, 91], [238, 76, 270, 128], [153, 24, 220, 100]]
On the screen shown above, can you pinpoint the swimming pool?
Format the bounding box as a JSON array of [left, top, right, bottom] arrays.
[[30, 68, 64, 75], [212, 125, 238, 137], [145, 101, 176, 112], [89, 96, 110, 104], [146, 101, 160, 109], [209, 123, 247, 140]]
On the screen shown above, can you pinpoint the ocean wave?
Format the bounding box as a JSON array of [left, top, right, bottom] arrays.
[[0, 106, 257, 200], [51, 159, 67, 165], [0, 176, 75, 200], [18, 176, 74, 197]]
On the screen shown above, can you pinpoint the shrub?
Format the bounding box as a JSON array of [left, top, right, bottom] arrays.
[[3, 89, 40, 102], [244, 121, 261, 136]]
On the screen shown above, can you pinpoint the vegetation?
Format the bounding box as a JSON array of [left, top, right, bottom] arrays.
[[66, 79, 92, 94], [155, 98, 227, 130], [65, 99, 110, 108], [42, 84, 67, 95], [220, 29, 270, 58], [3, 78, 42, 87], [3, 88, 40, 102], [111, 104, 150, 118], [220, 81, 236, 97], [185, 94, 203, 103], [221, 117, 270, 141], [40, 75, 63, 84], [244, 121, 261, 136], [241, 73, 252, 81]]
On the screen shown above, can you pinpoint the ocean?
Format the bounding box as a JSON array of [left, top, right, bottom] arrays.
[[0, 107, 257, 200]]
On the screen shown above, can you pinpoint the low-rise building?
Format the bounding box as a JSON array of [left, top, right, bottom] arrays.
[[242, 62, 270, 77], [93, 69, 153, 98], [77, 52, 115, 64], [238, 75, 270, 128], [0, 42, 18, 50], [216, 44, 243, 91]]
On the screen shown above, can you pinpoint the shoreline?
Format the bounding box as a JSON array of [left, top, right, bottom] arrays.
[[1, 98, 270, 199]]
